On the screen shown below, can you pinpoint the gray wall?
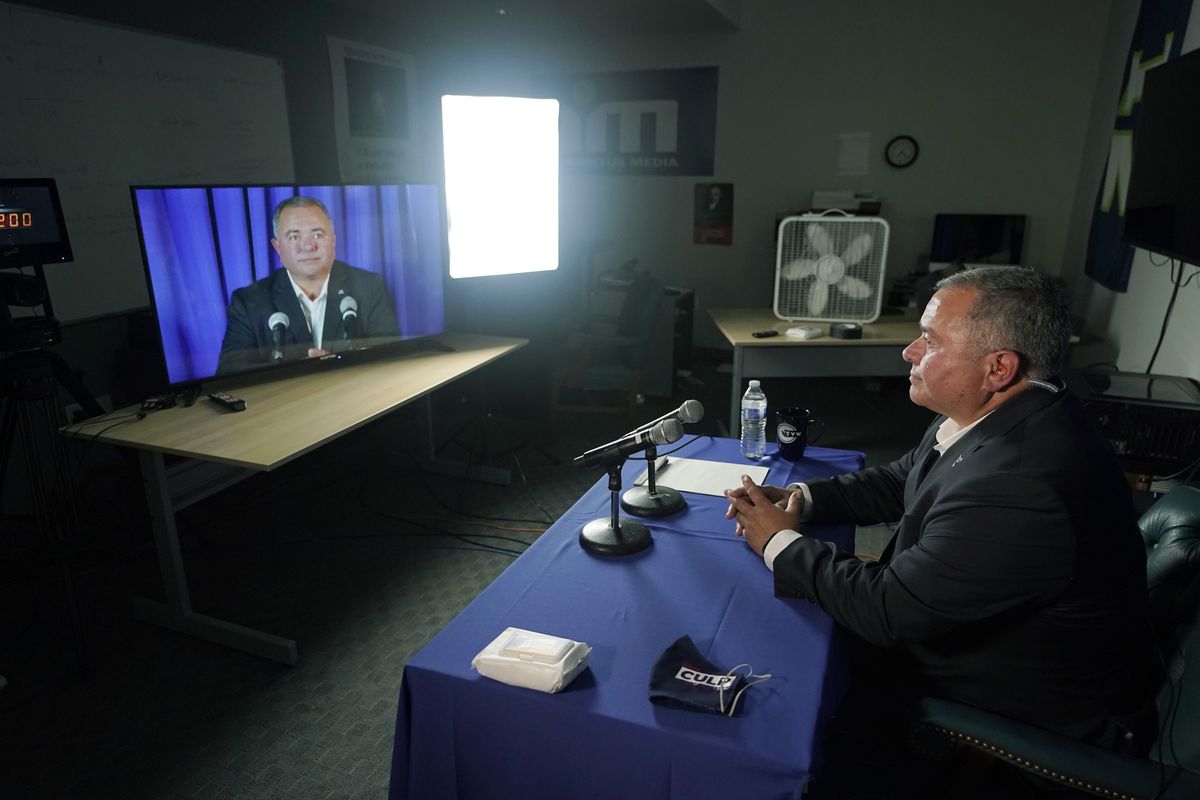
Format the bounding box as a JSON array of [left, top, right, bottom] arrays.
[[410, 0, 1116, 348], [8, 0, 412, 401], [7, 0, 413, 185], [10, 0, 1146, 402]]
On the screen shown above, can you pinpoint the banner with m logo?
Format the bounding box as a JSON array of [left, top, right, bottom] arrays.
[[534, 67, 718, 176]]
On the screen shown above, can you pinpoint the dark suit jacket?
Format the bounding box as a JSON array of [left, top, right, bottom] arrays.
[[216, 261, 400, 376], [773, 382, 1154, 742]]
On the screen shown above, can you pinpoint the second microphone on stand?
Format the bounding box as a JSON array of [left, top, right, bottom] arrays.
[[622, 399, 704, 518]]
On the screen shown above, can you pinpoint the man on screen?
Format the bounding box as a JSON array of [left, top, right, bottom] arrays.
[[216, 196, 400, 375]]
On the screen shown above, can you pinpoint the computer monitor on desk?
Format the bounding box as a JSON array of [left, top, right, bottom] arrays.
[[929, 213, 1026, 271]]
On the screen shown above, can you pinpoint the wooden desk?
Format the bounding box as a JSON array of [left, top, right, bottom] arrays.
[[70, 332, 526, 664], [708, 308, 918, 432]]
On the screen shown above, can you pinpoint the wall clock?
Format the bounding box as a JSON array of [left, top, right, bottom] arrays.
[[885, 135, 919, 168]]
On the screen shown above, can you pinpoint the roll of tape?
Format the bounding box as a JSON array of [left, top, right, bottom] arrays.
[[829, 323, 863, 340]]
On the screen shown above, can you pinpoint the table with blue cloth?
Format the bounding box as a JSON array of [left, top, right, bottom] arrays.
[[389, 437, 865, 800]]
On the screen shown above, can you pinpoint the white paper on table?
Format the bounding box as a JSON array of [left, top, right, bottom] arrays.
[[632, 457, 769, 497]]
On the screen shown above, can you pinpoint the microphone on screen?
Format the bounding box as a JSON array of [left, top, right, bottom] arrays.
[[268, 311, 289, 360], [340, 295, 359, 342], [627, 399, 704, 436], [574, 418, 685, 469]]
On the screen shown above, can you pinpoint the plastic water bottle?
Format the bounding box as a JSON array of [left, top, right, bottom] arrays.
[[740, 379, 768, 460]]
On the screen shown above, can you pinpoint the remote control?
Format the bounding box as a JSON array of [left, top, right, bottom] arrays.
[[208, 391, 246, 412], [751, 329, 780, 338]]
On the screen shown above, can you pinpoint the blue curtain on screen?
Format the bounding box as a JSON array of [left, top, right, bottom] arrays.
[[137, 184, 446, 384]]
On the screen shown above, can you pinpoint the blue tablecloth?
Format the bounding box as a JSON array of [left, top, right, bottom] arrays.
[[389, 437, 865, 800]]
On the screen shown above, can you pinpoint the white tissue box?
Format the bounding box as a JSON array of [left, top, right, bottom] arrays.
[[471, 627, 591, 693]]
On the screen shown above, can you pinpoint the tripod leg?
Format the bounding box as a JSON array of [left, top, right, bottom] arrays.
[[6, 389, 91, 675], [0, 395, 17, 494], [39, 394, 90, 675], [418, 395, 511, 485], [61, 559, 89, 675]]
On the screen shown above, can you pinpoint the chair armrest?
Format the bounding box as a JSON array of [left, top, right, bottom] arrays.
[[910, 697, 1179, 799]]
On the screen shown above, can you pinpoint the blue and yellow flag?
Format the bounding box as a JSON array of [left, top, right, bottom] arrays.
[[1085, 0, 1193, 291]]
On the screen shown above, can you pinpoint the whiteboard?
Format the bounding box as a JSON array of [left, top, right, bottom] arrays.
[[0, 3, 295, 321]]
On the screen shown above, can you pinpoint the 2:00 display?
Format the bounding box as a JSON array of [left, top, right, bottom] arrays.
[[0, 210, 34, 229]]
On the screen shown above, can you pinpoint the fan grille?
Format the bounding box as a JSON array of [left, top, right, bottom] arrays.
[[774, 215, 889, 323]]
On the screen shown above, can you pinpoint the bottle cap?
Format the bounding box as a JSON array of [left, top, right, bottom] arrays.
[[749, 379, 760, 388]]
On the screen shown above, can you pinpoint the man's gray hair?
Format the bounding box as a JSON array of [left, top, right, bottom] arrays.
[[935, 265, 1072, 380], [272, 195, 334, 238]]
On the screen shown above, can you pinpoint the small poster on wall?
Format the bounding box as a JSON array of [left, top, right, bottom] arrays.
[[328, 36, 417, 182], [694, 182, 733, 245]]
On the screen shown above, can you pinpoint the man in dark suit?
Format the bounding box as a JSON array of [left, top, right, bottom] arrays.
[[216, 196, 399, 375], [725, 267, 1155, 779]]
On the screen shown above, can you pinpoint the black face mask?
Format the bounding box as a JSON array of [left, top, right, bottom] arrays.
[[648, 635, 771, 717]]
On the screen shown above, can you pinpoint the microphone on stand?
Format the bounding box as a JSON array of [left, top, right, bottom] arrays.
[[576, 418, 684, 557], [574, 418, 683, 468], [622, 400, 704, 518], [340, 296, 359, 342], [626, 399, 704, 436], [268, 312, 290, 361]]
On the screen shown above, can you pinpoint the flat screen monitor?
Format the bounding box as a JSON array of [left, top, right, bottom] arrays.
[[1079, 370, 1200, 407], [929, 213, 1026, 271], [1123, 47, 1200, 263], [131, 184, 446, 387], [0, 178, 74, 269]]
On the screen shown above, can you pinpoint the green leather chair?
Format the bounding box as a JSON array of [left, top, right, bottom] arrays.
[[909, 485, 1200, 800]]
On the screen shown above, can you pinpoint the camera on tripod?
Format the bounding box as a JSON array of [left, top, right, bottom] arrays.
[[1, 177, 76, 352], [0, 178, 103, 673]]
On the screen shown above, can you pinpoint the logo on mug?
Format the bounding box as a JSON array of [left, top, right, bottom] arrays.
[[777, 422, 799, 443]]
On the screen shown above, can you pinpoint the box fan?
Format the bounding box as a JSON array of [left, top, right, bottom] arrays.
[[773, 211, 889, 323]]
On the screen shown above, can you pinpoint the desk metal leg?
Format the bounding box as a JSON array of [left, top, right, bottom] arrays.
[[728, 346, 745, 436], [131, 450, 299, 665]]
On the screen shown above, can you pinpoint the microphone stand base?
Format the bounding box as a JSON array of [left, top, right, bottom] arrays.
[[620, 485, 686, 517], [580, 518, 652, 556]]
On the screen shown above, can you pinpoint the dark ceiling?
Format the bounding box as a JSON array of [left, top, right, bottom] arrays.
[[329, 0, 741, 38]]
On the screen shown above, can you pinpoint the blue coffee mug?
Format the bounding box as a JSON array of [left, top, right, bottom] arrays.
[[776, 407, 824, 460]]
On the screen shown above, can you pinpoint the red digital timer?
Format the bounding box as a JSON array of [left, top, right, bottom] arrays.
[[0, 209, 34, 229]]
